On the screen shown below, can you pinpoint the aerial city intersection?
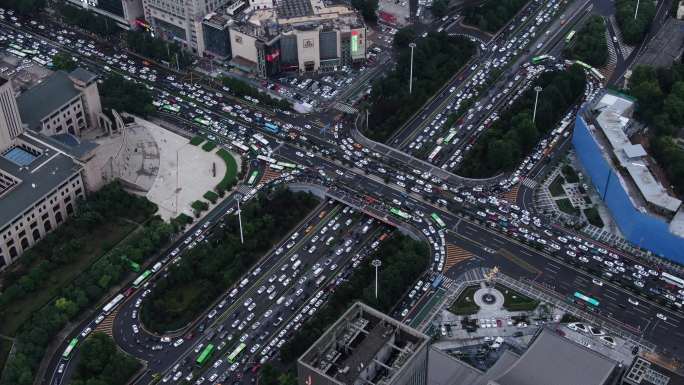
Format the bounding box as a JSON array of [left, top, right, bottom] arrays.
[[0, 0, 683, 384]]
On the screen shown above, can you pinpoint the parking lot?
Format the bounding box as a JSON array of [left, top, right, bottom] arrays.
[[270, 61, 381, 106]]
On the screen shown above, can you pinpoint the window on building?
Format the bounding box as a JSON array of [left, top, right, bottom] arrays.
[[32, 229, 40, 242], [55, 211, 63, 224], [9, 247, 17, 258], [44, 220, 52, 232], [20, 237, 29, 249]]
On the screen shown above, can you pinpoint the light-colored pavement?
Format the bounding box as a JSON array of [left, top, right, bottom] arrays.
[[136, 118, 232, 220]]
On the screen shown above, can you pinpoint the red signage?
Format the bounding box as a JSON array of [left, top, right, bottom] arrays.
[[266, 49, 280, 62]]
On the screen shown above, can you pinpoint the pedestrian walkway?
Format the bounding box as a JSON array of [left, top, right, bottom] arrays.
[[333, 102, 358, 114], [609, 16, 635, 58], [443, 244, 474, 272], [520, 177, 537, 189]]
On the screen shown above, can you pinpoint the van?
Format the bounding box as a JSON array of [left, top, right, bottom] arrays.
[[239, 278, 249, 288], [151, 262, 163, 273]]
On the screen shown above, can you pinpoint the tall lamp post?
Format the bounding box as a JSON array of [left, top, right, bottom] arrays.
[[409, 43, 417, 94], [372, 259, 382, 298], [532, 86, 543, 123], [236, 198, 244, 244], [634, 0, 640, 19]]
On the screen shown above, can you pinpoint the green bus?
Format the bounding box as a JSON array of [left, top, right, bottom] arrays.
[[431, 213, 446, 228], [573, 291, 599, 306], [196, 344, 215, 366], [162, 104, 180, 113], [443, 131, 457, 145], [531, 54, 552, 64], [247, 170, 259, 185], [62, 338, 78, 360], [194, 117, 211, 127], [132, 270, 152, 288], [227, 343, 246, 363], [390, 207, 411, 220], [565, 30, 576, 44]]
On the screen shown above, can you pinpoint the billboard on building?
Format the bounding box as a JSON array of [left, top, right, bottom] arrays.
[[350, 28, 365, 60]]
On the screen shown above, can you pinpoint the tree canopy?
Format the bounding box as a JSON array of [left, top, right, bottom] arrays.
[[99, 73, 155, 117], [458, 65, 586, 177], [140, 188, 319, 332], [628, 64, 684, 196], [4, 0, 45, 15], [125, 31, 192, 70], [55, 3, 121, 37], [461, 0, 528, 33], [71, 333, 140, 385], [564, 15, 608, 68], [351, 0, 378, 22], [615, 0, 656, 45], [364, 31, 475, 142]]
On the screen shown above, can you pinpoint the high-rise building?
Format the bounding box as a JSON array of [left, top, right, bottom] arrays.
[[298, 302, 430, 385], [143, 0, 232, 52], [64, 0, 145, 30], [0, 76, 23, 151]]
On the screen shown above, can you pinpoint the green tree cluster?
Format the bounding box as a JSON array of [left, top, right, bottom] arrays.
[[220, 77, 291, 110], [431, 0, 450, 19], [279, 235, 429, 363], [615, 0, 656, 45], [364, 31, 475, 142], [140, 188, 319, 332], [125, 31, 192, 70], [564, 15, 608, 68], [461, 0, 528, 33], [51, 52, 78, 72], [628, 64, 684, 196], [99, 73, 155, 117], [71, 333, 140, 385], [459, 65, 586, 177], [1, 184, 174, 385], [351, 0, 378, 22], [55, 3, 121, 37], [3, 0, 45, 15]]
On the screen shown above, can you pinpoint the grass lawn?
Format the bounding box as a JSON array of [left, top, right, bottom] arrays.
[[556, 198, 579, 216], [216, 149, 238, 192], [189, 136, 204, 146], [549, 175, 566, 197], [584, 207, 604, 227], [202, 141, 217, 152], [0, 337, 12, 377], [449, 285, 481, 315], [497, 284, 539, 311], [0, 220, 136, 336]]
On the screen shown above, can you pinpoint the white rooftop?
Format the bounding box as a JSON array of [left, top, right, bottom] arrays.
[[595, 93, 681, 214]]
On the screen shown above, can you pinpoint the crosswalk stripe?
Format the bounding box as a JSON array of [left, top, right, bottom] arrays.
[[93, 309, 118, 337]]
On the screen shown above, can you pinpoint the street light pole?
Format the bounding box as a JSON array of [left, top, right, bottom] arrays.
[[237, 198, 244, 244], [409, 43, 416, 94], [634, 0, 640, 19], [372, 259, 382, 298], [533, 86, 543, 123]]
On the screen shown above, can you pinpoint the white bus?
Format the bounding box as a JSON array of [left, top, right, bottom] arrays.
[[231, 140, 249, 152], [252, 133, 269, 146], [427, 145, 443, 163], [661, 272, 684, 288], [102, 293, 125, 314], [256, 155, 277, 164]]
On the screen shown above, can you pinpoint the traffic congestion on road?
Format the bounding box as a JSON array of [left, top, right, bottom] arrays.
[[2, 0, 683, 384]]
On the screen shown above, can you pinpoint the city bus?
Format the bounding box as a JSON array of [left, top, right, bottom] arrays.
[[231, 140, 249, 152], [661, 272, 684, 289], [264, 122, 279, 134], [194, 117, 211, 127], [443, 131, 457, 145], [531, 54, 553, 64], [276, 161, 297, 169], [102, 293, 125, 314], [427, 146, 442, 163], [227, 343, 247, 363], [573, 291, 599, 306], [256, 155, 277, 164], [590, 68, 605, 81], [7, 49, 26, 58], [252, 134, 269, 146], [431, 213, 446, 228], [162, 104, 180, 113], [62, 338, 78, 360], [565, 30, 576, 44], [32, 56, 48, 66], [390, 207, 411, 220], [269, 163, 284, 171], [196, 344, 215, 366], [132, 270, 152, 288], [247, 170, 259, 185]]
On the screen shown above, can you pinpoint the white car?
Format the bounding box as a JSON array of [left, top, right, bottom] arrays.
[[592, 278, 603, 286], [656, 313, 667, 321], [628, 298, 639, 306], [173, 338, 184, 347]]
